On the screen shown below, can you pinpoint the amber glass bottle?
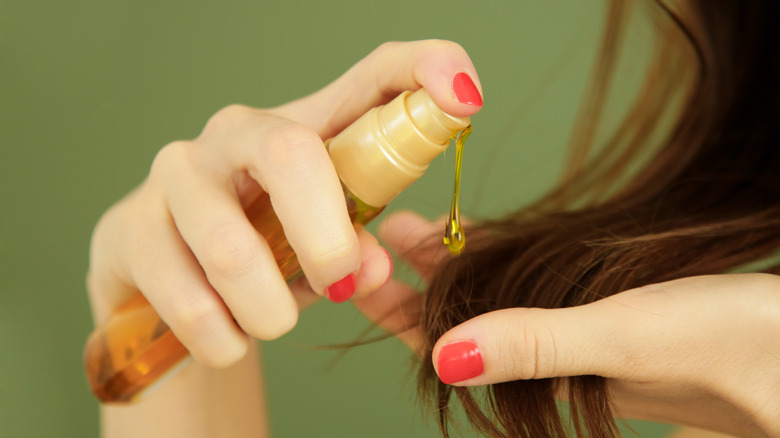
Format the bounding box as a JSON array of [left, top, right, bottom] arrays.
[[84, 88, 471, 403]]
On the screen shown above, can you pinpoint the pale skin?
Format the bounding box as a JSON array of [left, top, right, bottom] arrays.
[[88, 41, 780, 437]]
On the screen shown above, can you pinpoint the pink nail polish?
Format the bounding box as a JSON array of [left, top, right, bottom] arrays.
[[452, 72, 483, 106], [437, 341, 483, 384], [326, 273, 356, 303]]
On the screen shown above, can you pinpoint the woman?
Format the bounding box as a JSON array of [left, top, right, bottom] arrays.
[[86, 0, 780, 436]]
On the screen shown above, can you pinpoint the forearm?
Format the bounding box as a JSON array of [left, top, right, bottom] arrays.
[[101, 342, 267, 438]]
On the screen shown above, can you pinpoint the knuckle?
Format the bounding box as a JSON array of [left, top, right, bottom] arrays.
[[203, 224, 262, 279], [361, 42, 402, 86], [150, 140, 191, 178], [169, 296, 223, 340], [302, 238, 355, 270], [372, 41, 402, 57], [203, 103, 253, 134], [505, 312, 558, 380], [256, 123, 324, 178], [262, 123, 321, 159], [168, 296, 248, 369]]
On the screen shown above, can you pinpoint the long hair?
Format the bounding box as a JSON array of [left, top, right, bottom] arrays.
[[417, 1, 780, 436]]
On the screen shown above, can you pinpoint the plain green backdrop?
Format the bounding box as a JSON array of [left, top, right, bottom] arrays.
[[1, 0, 678, 436]]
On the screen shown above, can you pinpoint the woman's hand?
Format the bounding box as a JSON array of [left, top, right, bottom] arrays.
[[359, 212, 780, 438], [90, 40, 484, 438], [87, 40, 484, 369]]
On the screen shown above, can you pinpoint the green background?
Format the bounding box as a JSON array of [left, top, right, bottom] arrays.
[[1, 0, 677, 436]]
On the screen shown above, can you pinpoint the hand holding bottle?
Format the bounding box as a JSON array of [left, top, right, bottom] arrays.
[[86, 40, 484, 376]]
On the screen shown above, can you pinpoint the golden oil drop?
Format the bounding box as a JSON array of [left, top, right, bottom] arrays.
[[443, 125, 471, 255]]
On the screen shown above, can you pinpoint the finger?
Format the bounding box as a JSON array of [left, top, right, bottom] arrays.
[[378, 210, 448, 281], [273, 40, 484, 139], [430, 276, 762, 386], [123, 193, 249, 368], [430, 303, 628, 386], [203, 109, 363, 300], [353, 279, 424, 353], [288, 228, 393, 305], [353, 229, 394, 298], [153, 141, 300, 341], [87, 202, 148, 324]]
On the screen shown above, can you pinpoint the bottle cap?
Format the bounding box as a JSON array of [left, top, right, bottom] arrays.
[[328, 88, 470, 207]]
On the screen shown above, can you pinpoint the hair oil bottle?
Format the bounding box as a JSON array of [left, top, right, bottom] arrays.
[[84, 88, 471, 403]]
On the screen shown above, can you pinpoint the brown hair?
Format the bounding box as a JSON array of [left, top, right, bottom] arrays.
[[416, 1, 780, 436]]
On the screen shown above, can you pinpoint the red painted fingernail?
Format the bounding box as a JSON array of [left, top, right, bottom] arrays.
[[452, 72, 483, 106], [326, 273, 356, 303], [437, 341, 483, 384]]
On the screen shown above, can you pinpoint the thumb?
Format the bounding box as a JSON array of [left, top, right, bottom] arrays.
[[272, 40, 483, 139], [432, 303, 624, 386]]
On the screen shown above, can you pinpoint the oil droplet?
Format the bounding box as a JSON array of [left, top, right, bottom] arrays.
[[443, 125, 471, 255]]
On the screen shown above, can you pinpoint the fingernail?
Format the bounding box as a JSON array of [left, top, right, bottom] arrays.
[[382, 248, 394, 287], [437, 341, 483, 384], [325, 273, 356, 303], [452, 72, 483, 106]]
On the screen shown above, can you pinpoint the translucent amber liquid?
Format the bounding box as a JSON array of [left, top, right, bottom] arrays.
[[83, 294, 190, 402], [443, 125, 471, 255], [84, 187, 383, 403]]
